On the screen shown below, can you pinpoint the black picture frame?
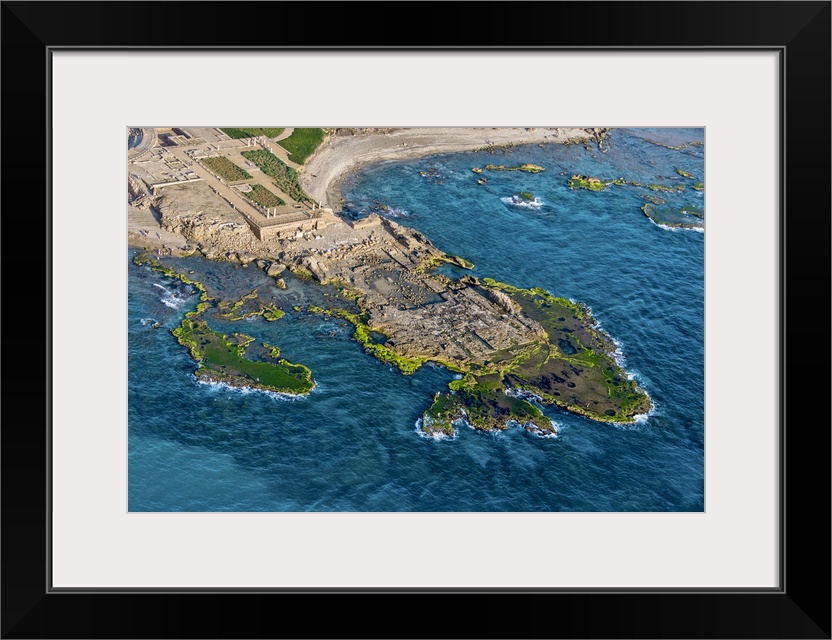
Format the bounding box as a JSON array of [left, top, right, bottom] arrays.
[[2, 2, 829, 638]]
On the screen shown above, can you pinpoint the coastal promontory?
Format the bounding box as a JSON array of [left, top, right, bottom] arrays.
[[128, 127, 650, 436]]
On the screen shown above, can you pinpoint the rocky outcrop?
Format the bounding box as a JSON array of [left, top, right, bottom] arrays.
[[487, 288, 521, 314], [131, 128, 651, 429], [266, 262, 286, 277]]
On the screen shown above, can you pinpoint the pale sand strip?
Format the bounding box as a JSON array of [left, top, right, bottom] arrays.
[[300, 127, 594, 209], [127, 205, 188, 252]]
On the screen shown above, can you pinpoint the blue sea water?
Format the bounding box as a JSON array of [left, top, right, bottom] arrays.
[[128, 128, 704, 512]]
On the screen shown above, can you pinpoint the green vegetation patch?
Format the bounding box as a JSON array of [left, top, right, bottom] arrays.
[[421, 382, 553, 436], [173, 317, 313, 394], [244, 183, 286, 208], [276, 128, 325, 165], [692, 181, 704, 191], [200, 156, 252, 182], [452, 256, 475, 269], [567, 174, 645, 191], [420, 392, 460, 437], [133, 253, 311, 395], [568, 175, 607, 191], [676, 168, 696, 179], [241, 149, 310, 202], [474, 279, 652, 423], [473, 163, 545, 173], [648, 183, 686, 192], [418, 277, 653, 427], [132, 251, 213, 302], [217, 290, 287, 322], [313, 307, 427, 375], [221, 128, 285, 139], [417, 254, 475, 274], [291, 266, 314, 280], [680, 204, 704, 218], [518, 191, 536, 201], [270, 255, 652, 428], [646, 140, 688, 151], [305, 304, 426, 374], [641, 203, 704, 230]]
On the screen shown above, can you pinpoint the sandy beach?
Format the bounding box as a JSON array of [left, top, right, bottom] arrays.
[[128, 127, 601, 257], [127, 204, 189, 254], [301, 127, 596, 210]]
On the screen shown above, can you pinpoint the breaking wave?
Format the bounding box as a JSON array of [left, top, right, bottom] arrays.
[[414, 418, 457, 441], [646, 216, 705, 233], [195, 377, 311, 401], [501, 195, 543, 209], [154, 283, 187, 309]]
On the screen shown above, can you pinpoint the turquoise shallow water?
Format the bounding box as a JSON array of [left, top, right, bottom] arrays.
[[128, 128, 704, 512]]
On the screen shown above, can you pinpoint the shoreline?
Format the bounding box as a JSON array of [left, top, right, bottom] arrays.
[[301, 127, 598, 210], [129, 126, 655, 429]]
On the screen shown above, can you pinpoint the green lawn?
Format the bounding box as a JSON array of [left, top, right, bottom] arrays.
[[245, 184, 286, 208], [173, 317, 313, 394], [200, 156, 252, 182], [277, 128, 325, 164], [241, 149, 310, 202], [220, 128, 285, 139]]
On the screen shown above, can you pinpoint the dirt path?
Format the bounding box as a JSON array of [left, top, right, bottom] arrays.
[[167, 147, 266, 222], [273, 127, 293, 142]]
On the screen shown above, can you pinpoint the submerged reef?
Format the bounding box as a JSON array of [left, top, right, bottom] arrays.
[[419, 279, 652, 437], [568, 171, 703, 230], [640, 203, 705, 230], [472, 163, 545, 174], [567, 174, 645, 191], [133, 251, 313, 395], [133, 203, 653, 436]]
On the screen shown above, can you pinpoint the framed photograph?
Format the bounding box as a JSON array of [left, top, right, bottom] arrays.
[[3, 2, 829, 638]]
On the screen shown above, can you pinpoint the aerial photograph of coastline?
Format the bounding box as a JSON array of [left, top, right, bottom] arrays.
[[128, 126, 704, 512]]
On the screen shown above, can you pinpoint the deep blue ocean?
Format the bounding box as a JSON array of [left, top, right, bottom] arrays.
[[128, 128, 704, 512]]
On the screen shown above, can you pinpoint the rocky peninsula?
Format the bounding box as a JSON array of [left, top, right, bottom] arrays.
[[129, 127, 651, 437]]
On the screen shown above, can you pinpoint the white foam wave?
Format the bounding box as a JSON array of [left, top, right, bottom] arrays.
[[154, 282, 187, 309], [414, 418, 457, 441], [384, 206, 410, 219], [611, 402, 657, 430], [633, 409, 653, 424], [508, 418, 561, 439], [608, 335, 625, 364], [459, 414, 506, 437], [195, 377, 312, 401], [504, 387, 543, 403], [139, 317, 157, 326], [647, 217, 705, 233], [501, 195, 543, 209], [161, 297, 185, 309]]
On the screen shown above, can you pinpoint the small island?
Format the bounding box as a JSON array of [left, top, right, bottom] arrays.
[[472, 163, 545, 174], [567, 175, 645, 191], [134, 251, 314, 395], [648, 183, 685, 192], [568, 174, 607, 191], [641, 202, 705, 230], [504, 191, 542, 208], [420, 280, 652, 437]]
